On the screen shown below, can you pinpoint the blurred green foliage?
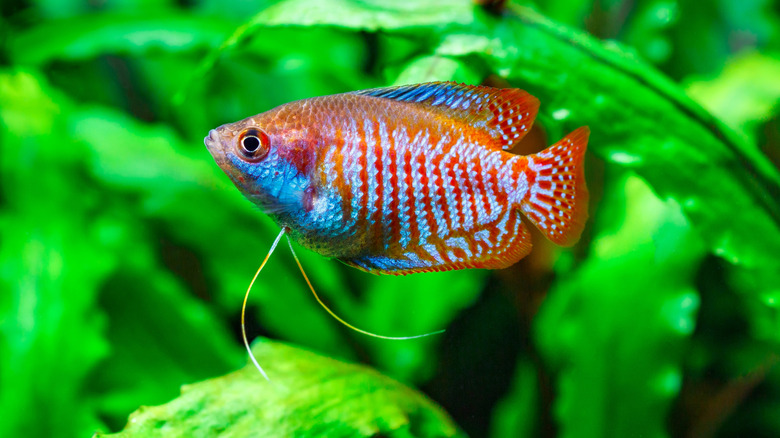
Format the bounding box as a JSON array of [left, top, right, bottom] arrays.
[[2, 0, 779, 437]]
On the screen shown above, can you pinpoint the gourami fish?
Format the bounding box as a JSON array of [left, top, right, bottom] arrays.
[[205, 82, 589, 275], [205, 81, 589, 380]]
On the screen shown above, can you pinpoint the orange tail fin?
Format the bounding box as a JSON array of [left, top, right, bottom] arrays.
[[520, 127, 589, 246]]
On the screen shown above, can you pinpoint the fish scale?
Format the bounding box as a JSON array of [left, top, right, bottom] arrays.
[[205, 81, 589, 275]]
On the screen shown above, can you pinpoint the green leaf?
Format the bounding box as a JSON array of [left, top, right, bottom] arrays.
[[686, 51, 780, 144], [534, 174, 703, 438], [254, 0, 475, 31], [619, 0, 678, 65], [10, 13, 235, 65], [391, 55, 481, 86], [488, 358, 539, 438], [92, 263, 243, 425], [95, 339, 465, 438]]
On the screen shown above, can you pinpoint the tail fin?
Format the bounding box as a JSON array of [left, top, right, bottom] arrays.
[[520, 127, 589, 246]]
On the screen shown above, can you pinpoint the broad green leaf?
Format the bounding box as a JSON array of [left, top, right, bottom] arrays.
[[392, 55, 481, 86], [534, 174, 703, 438], [529, 0, 594, 30], [0, 70, 60, 135], [488, 358, 539, 438], [95, 339, 465, 438], [254, 0, 475, 31], [659, 0, 780, 79], [92, 263, 243, 426], [620, 0, 678, 64], [10, 14, 234, 65], [686, 51, 780, 143]]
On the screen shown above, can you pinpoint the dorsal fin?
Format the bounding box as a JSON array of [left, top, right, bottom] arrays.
[[352, 81, 540, 150]]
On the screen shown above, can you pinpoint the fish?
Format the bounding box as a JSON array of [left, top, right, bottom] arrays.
[[204, 81, 589, 276]]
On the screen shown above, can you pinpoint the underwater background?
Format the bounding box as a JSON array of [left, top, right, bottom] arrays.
[[2, 0, 779, 437]]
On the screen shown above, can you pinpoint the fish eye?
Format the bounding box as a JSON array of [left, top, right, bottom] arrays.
[[242, 135, 260, 152], [237, 128, 269, 161]]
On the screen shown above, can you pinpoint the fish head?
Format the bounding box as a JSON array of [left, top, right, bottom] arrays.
[[205, 114, 310, 215]]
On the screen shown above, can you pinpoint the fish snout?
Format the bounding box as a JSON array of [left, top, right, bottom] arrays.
[[204, 129, 221, 152], [204, 128, 230, 166]]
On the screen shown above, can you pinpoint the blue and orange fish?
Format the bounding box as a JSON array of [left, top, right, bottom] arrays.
[[205, 81, 589, 275]]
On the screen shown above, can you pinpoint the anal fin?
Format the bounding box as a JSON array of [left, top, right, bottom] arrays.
[[340, 211, 533, 276]]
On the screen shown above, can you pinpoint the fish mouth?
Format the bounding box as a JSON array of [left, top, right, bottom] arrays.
[[204, 129, 228, 165]]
